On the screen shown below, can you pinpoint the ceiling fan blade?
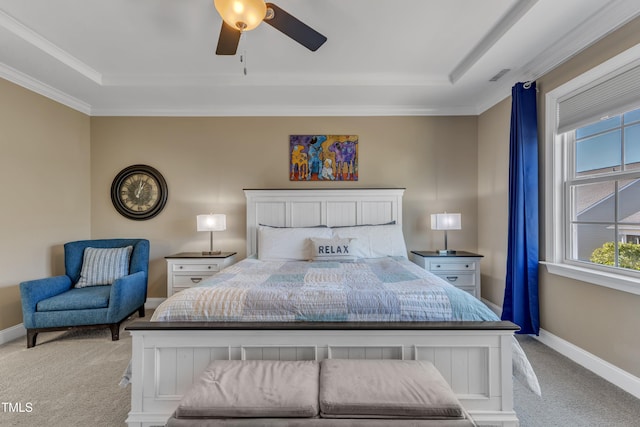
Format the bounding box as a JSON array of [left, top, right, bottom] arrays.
[[264, 3, 327, 52], [216, 21, 241, 55]]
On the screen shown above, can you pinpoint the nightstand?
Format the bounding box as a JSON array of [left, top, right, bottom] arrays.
[[165, 252, 237, 296], [410, 250, 483, 298]]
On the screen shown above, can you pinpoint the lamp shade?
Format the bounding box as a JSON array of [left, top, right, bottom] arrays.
[[214, 0, 267, 31], [431, 213, 461, 231], [197, 214, 227, 232]]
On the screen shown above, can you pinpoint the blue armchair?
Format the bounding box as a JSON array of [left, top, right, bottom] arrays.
[[20, 239, 149, 348]]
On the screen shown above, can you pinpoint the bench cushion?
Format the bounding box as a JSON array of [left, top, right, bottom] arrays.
[[175, 360, 319, 419], [319, 359, 464, 419]]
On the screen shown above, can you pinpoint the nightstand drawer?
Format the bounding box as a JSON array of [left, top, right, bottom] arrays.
[[166, 252, 237, 297], [173, 274, 215, 286], [172, 263, 220, 272], [433, 272, 475, 287], [410, 251, 483, 300], [429, 261, 476, 272]]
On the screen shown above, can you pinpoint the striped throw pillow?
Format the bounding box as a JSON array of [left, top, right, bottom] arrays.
[[75, 246, 133, 288]]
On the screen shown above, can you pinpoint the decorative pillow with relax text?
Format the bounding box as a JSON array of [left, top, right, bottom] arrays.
[[309, 237, 357, 262], [75, 246, 133, 288]]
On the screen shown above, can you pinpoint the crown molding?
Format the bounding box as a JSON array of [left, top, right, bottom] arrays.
[[0, 9, 102, 84], [0, 62, 91, 114], [521, 0, 640, 83], [90, 104, 477, 117]]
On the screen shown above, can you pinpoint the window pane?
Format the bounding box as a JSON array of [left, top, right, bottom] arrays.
[[623, 108, 640, 125], [624, 123, 640, 169], [576, 116, 620, 139], [618, 178, 640, 223], [573, 182, 615, 222], [576, 130, 621, 174], [572, 223, 615, 263]]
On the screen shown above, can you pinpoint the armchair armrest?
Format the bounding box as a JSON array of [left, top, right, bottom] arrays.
[[20, 276, 72, 325], [20, 276, 72, 309], [107, 271, 147, 321]]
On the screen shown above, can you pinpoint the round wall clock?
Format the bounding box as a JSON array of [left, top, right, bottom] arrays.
[[110, 164, 168, 220]]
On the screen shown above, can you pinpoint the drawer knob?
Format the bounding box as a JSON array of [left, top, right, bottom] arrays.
[[208, 266, 212, 269], [446, 276, 458, 282], [465, 265, 469, 268], [436, 265, 441, 268], [179, 266, 183, 269], [191, 277, 202, 284]]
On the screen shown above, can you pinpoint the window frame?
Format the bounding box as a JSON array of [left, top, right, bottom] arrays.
[[544, 44, 640, 296]]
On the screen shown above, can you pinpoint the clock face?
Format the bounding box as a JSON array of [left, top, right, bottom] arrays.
[[111, 165, 168, 220]]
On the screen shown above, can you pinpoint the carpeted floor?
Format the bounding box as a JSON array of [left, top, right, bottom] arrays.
[[1, 321, 639, 426], [514, 335, 640, 426], [0, 321, 134, 427]]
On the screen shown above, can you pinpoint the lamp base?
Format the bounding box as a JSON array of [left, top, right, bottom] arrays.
[[202, 250, 222, 255], [438, 249, 457, 255]]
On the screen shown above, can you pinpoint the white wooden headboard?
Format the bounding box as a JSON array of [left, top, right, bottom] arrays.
[[244, 189, 405, 257]]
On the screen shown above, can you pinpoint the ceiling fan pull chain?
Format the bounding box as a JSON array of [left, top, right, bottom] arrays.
[[240, 50, 247, 76], [241, 50, 248, 76]]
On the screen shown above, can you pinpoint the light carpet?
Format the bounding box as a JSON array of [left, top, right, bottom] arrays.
[[0, 320, 134, 427], [514, 335, 640, 426], [1, 320, 640, 426]]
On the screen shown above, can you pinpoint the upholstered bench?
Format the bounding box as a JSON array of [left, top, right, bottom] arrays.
[[166, 359, 476, 426]]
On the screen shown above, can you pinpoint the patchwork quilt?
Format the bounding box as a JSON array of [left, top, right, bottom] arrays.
[[149, 257, 542, 395], [151, 257, 499, 322]]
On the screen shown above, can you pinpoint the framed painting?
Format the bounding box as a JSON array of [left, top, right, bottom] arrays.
[[290, 135, 358, 181]]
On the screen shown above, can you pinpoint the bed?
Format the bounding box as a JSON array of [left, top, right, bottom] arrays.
[[125, 189, 537, 427]]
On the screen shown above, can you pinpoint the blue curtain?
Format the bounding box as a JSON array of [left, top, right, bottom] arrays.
[[501, 81, 540, 335]]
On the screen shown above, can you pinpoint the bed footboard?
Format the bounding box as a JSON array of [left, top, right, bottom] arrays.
[[125, 321, 520, 427]]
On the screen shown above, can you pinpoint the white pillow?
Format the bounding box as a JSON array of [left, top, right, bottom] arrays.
[[331, 224, 407, 258], [76, 246, 133, 288], [309, 237, 357, 262], [258, 226, 332, 261]]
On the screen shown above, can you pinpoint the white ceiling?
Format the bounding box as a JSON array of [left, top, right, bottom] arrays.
[[1, 0, 639, 116]]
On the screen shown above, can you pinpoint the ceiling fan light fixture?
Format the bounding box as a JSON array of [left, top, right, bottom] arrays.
[[214, 0, 267, 32]]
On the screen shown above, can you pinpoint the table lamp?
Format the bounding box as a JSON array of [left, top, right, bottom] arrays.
[[431, 213, 461, 255], [197, 214, 226, 255]]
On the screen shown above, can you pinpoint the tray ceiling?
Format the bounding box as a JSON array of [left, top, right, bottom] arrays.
[[1, 0, 639, 116]]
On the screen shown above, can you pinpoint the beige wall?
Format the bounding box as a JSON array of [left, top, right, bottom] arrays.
[[90, 116, 479, 298], [477, 97, 511, 306], [0, 78, 91, 330], [478, 16, 640, 376]]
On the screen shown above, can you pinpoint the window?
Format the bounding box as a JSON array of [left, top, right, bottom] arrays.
[[566, 108, 640, 272], [545, 44, 640, 296]]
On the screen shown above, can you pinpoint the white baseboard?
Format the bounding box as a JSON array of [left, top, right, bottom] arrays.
[[535, 329, 640, 400], [481, 297, 640, 399], [0, 323, 26, 345]]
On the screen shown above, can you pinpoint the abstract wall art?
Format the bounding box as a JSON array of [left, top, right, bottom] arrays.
[[289, 135, 358, 181]]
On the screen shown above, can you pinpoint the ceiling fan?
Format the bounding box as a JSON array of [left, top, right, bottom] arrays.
[[214, 0, 327, 55]]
